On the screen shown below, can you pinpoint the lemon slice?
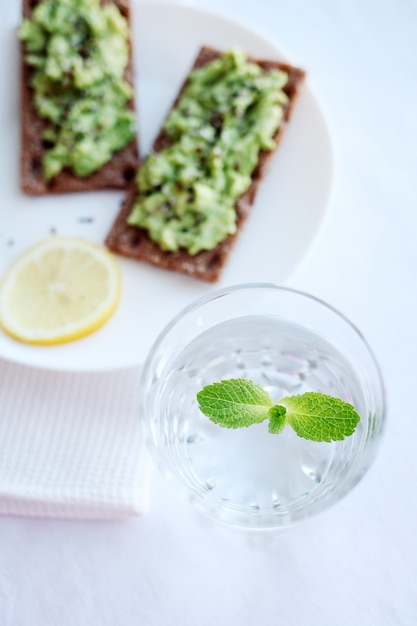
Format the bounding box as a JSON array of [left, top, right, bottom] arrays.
[[0, 237, 122, 345]]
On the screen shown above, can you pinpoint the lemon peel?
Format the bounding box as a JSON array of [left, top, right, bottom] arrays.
[[0, 237, 121, 345]]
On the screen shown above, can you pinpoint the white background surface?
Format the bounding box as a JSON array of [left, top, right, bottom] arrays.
[[1, 0, 417, 624]]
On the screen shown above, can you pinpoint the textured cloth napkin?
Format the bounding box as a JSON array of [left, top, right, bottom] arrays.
[[0, 358, 151, 519]]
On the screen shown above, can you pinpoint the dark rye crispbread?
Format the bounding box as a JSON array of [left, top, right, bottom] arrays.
[[105, 46, 306, 282], [20, 0, 139, 195]]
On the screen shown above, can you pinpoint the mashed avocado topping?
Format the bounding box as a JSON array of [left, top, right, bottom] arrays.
[[19, 0, 136, 181], [127, 48, 288, 255]]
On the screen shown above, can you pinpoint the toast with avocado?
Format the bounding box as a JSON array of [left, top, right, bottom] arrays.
[[19, 0, 139, 195], [105, 46, 305, 282]]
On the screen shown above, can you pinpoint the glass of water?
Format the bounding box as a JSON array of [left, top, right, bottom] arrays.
[[140, 283, 386, 530]]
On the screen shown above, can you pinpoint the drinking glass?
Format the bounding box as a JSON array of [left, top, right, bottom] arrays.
[[140, 283, 386, 529]]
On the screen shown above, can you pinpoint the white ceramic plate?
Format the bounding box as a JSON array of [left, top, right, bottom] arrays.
[[0, 1, 333, 371]]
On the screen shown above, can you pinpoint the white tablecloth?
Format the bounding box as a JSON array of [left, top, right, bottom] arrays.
[[1, 0, 416, 624]]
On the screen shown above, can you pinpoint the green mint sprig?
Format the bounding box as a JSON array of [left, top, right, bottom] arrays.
[[196, 378, 360, 442]]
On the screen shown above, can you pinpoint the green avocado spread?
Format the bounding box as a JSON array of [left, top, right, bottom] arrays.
[[19, 0, 136, 181], [127, 48, 289, 255]]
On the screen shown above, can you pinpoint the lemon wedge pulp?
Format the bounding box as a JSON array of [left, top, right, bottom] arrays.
[[0, 237, 122, 345]]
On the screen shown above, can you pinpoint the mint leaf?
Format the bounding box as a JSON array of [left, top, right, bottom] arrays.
[[268, 405, 287, 434], [196, 379, 361, 442], [280, 392, 360, 442], [196, 378, 273, 429]]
